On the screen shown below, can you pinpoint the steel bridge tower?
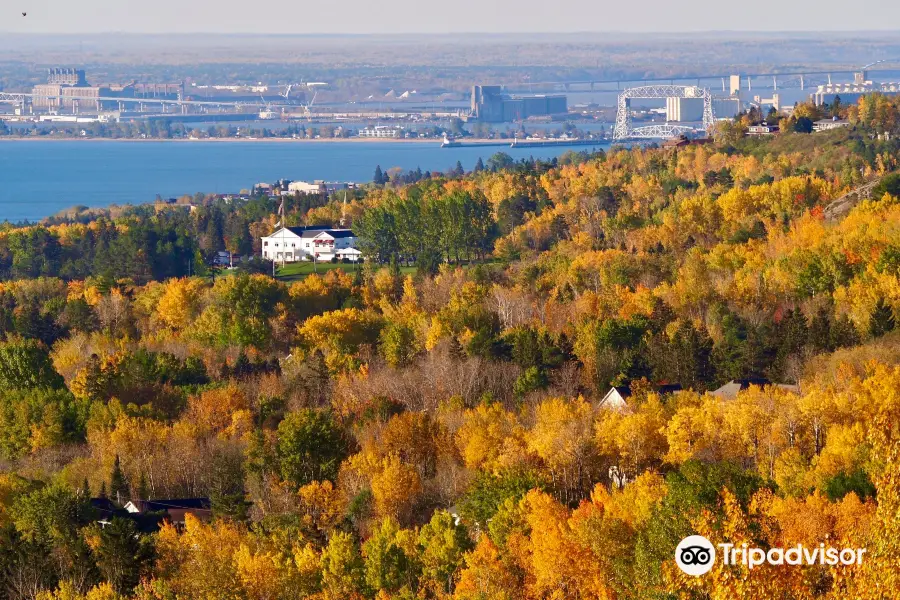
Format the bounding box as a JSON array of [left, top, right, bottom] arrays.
[[613, 85, 715, 141]]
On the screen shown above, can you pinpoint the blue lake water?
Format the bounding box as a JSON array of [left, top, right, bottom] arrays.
[[0, 140, 609, 223]]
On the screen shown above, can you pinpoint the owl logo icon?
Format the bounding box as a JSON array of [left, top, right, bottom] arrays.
[[675, 535, 715, 576]]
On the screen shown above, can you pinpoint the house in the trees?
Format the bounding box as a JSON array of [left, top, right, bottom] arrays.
[[710, 378, 800, 400], [813, 118, 851, 132], [90, 497, 165, 531], [601, 384, 683, 409], [260, 226, 358, 262], [601, 386, 632, 409], [124, 498, 212, 527]]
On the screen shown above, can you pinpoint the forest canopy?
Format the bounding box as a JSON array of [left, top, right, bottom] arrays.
[[1, 95, 900, 599]]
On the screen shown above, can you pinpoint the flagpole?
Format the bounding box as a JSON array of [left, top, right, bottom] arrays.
[[273, 195, 286, 278]]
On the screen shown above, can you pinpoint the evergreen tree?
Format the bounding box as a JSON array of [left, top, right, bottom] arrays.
[[374, 165, 385, 185], [742, 325, 777, 378], [671, 321, 714, 390], [474, 157, 485, 173], [299, 349, 331, 406], [389, 254, 402, 279], [809, 305, 834, 351], [110, 454, 127, 505], [135, 472, 149, 501], [774, 308, 809, 368], [832, 95, 843, 118], [90, 517, 155, 594], [869, 298, 895, 338], [712, 312, 748, 383], [831, 314, 861, 349], [224, 216, 253, 258], [192, 249, 209, 277]]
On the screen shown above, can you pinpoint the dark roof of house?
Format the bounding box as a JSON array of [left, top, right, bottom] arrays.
[[279, 226, 355, 238], [90, 497, 118, 512], [658, 384, 683, 394], [130, 498, 212, 512], [608, 383, 682, 398], [90, 498, 165, 533], [609, 386, 632, 398], [300, 229, 355, 239], [285, 226, 328, 235], [732, 378, 771, 390]]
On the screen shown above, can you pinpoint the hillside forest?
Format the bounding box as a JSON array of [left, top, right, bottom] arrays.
[[1, 96, 900, 599]]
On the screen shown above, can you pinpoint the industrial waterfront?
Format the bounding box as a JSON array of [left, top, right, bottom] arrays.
[[4, 54, 900, 222]]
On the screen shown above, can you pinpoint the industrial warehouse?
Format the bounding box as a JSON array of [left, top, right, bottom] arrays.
[[470, 85, 568, 122]]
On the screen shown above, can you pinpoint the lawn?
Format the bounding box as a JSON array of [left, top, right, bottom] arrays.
[[275, 261, 364, 282]]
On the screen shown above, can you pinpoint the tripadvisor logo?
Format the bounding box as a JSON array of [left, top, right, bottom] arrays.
[[675, 535, 867, 576], [675, 535, 716, 576]]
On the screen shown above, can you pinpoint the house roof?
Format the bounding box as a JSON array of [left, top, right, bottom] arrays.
[[90, 497, 118, 512], [305, 229, 355, 239], [285, 226, 327, 236], [266, 226, 355, 239], [128, 498, 212, 513], [602, 383, 684, 409], [601, 386, 631, 409], [658, 384, 684, 394], [710, 378, 800, 400], [91, 498, 166, 532]]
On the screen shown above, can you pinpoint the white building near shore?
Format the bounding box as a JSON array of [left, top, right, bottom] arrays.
[[358, 125, 403, 138], [261, 226, 360, 262], [282, 181, 354, 196]]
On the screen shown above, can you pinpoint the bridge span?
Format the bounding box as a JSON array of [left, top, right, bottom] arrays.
[[0, 91, 273, 112], [613, 85, 715, 141], [504, 67, 900, 93]]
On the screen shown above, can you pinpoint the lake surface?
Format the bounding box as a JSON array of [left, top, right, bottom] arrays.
[[0, 140, 609, 223]]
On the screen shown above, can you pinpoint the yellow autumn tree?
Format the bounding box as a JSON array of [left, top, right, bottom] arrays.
[[370, 453, 423, 524], [525, 396, 597, 504], [453, 537, 519, 600], [156, 277, 207, 330], [455, 402, 522, 472]]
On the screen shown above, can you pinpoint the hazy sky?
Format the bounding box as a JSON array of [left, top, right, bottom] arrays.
[[6, 0, 900, 33]]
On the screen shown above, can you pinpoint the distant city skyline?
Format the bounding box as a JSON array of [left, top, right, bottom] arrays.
[[6, 0, 900, 34]]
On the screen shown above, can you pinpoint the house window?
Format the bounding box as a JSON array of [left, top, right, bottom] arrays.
[[264, 241, 268, 247], [292, 243, 295, 247]]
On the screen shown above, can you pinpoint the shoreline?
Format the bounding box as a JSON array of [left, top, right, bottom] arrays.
[[0, 136, 444, 143], [0, 136, 609, 146]]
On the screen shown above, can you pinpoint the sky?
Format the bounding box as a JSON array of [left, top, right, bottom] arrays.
[[5, 0, 900, 33]]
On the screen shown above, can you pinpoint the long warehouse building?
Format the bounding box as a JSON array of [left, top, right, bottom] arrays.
[[471, 85, 567, 122]]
